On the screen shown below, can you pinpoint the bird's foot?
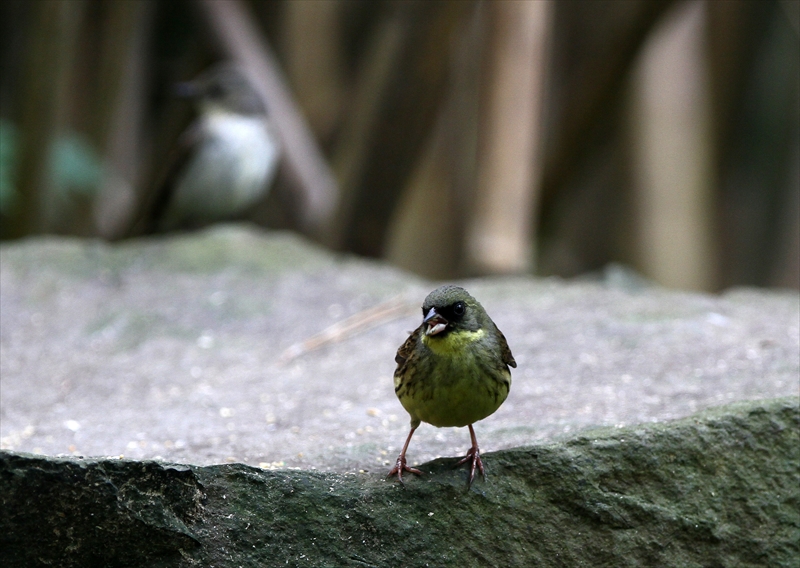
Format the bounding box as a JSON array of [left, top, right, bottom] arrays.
[[455, 445, 485, 486], [387, 454, 422, 485]]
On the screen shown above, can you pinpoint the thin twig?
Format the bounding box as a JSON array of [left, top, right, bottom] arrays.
[[280, 294, 417, 362]]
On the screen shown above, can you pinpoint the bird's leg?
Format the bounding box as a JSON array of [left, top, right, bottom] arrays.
[[455, 424, 485, 486], [387, 427, 422, 484]]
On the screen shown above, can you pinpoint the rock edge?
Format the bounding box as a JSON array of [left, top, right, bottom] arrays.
[[2, 396, 798, 567]]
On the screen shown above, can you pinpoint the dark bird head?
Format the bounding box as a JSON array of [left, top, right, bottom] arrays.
[[420, 285, 488, 337], [175, 63, 266, 116]]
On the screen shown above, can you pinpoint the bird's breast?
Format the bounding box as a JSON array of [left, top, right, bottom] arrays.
[[169, 112, 279, 221], [398, 328, 510, 428]]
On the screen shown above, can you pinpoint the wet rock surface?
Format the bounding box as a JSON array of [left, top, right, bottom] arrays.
[[2, 398, 798, 567]]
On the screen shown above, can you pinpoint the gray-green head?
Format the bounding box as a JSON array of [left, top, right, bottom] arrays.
[[420, 285, 489, 336]]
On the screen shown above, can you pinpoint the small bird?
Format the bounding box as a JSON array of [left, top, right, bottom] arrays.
[[131, 63, 280, 234], [389, 285, 516, 486]]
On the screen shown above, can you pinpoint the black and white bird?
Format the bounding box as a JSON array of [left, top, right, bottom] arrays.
[[133, 63, 280, 234]]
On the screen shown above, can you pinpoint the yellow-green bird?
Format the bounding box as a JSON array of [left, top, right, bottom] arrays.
[[389, 285, 516, 486]]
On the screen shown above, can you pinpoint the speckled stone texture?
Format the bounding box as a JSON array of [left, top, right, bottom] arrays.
[[1, 225, 799, 566], [1, 225, 797, 472]]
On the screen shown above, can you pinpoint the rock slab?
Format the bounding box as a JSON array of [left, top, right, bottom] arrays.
[[1, 225, 798, 471], [2, 397, 798, 567]]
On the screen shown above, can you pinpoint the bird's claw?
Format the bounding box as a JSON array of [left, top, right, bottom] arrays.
[[387, 455, 422, 485], [455, 445, 485, 486]]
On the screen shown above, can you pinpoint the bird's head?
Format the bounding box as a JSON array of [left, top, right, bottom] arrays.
[[420, 285, 485, 337], [175, 63, 266, 116]]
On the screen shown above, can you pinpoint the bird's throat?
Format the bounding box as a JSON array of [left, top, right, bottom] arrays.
[[421, 328, 486, 356]]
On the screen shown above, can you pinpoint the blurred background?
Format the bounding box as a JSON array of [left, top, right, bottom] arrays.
[[0, 0, 797, 291]]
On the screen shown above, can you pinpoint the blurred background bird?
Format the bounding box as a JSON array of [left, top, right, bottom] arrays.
[[128, 62, 280, 235]]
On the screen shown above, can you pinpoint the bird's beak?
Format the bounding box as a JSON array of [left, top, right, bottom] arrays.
[[423, 308, 448, 336]]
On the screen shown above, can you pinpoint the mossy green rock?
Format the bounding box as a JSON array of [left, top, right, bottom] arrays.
[[2, 397, 798, 567]]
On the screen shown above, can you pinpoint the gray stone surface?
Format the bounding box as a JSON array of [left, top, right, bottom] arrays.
[[2, 398, 798, 567], [1, 225, 799, 474]]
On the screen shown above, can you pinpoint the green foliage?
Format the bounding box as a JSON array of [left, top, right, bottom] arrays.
[[0, 122, 104, 218], [0, 119, 18, 215], [48, 131, 104, 198]]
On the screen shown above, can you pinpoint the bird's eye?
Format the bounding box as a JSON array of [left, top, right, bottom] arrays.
[[452, 301, 465, 316]]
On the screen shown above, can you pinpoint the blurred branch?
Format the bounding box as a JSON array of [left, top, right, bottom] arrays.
[[194, 0, 339, 242]]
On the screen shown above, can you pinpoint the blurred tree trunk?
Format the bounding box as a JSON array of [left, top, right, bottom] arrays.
[[384, 105, 462, 280], [464, 0, 552, 274], [709, 0, 800, 289], [329, 5, 409, 251], [330, 1, 474, 258], [7, 0, 82, 239], [283, 0, 345, 146], [385, 4, 484, 279], [628, 0, 717, 291], [57, 0, 149, 238], [93, 0, 153, 239], [540, 0, 672, 206], [537, 0, 673, 278]]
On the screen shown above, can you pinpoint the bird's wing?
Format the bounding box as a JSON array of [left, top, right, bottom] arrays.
[[394, 325, 422, 393], [497, 327, 517, 368], [395, 326, 421, 367]]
